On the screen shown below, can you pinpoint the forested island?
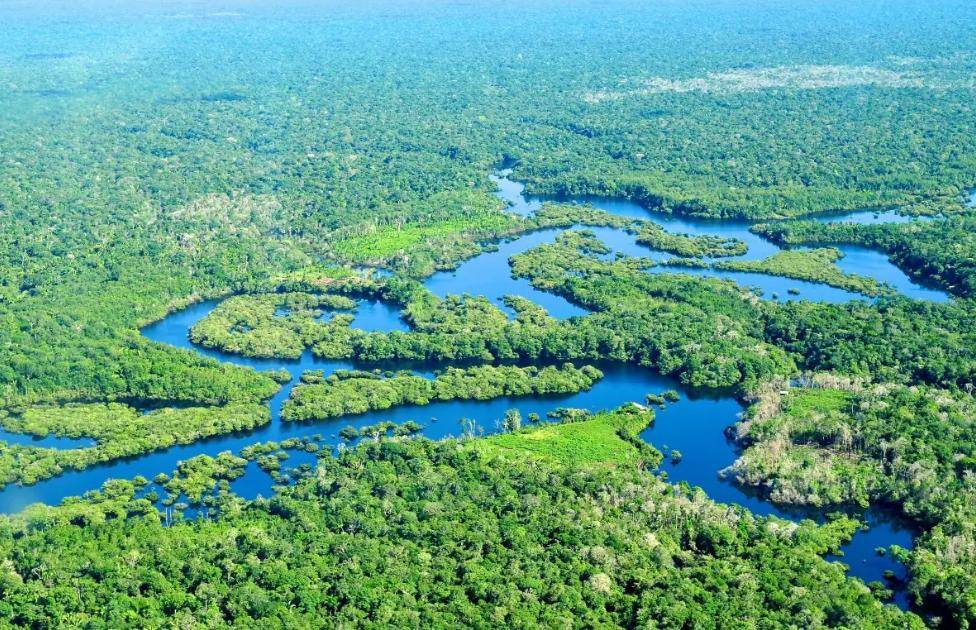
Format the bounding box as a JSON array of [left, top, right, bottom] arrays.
[[2, 0, 976, 627]]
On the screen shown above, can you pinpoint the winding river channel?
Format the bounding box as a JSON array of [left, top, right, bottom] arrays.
[[0, 175, 951, 609]]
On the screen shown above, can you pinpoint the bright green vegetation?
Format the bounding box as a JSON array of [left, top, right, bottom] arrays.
[[725, 377, 976, 621], [534, 203, 748, 258], [2, 0, 976, 409], [335, 420, 423, 443], [0, 436, 917, 628], [475, 405, 660, 469], [755, 216, 976, 298], [531, 203, 632, 231], [7, 219, 976, 621], [17, 441, 316, 527], [190, 292, 358, 359], [634, 223, 748, 258], [0, 403, 268, 488], [716, 248, 885, 296], [329, 191, 520, 276], [510, 231, 796, 387], [155, 451, 249, 511], [155, 438, 324, 512], [282, 364, 603, 422], [726, 382, 877, 507], [2, 0, 976, 626], [194, 236, 796, 389]]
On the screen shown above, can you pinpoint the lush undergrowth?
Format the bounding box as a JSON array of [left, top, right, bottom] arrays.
[[0, 434, 917, 628], [1, 0, 976, 626], [716, 248, 884, 296], [2, 0, 976, 406], [473, 405, 660, 469], [633, 223, 748, 258], [0, 403, 269, 489], [191, 232, 797, 390], [190, 292, 359, 359], [281, 364, 604, 422], [726, 376, 976, 622]]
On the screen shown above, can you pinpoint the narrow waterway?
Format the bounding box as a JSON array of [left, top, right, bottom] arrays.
[[493, 174, 949, 305], [162, 299, 914, 607], [0, 174, 943, 609], [0, 429, 94, 450]]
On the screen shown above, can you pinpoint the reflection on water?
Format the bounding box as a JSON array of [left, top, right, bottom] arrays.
[[492, 174, 950, 305], [349, 298, 411, 332], [425, 228, 588, 319], [0, 173, 940, 610], [0, 428, 94, 450], [0, 296, 916, 607]]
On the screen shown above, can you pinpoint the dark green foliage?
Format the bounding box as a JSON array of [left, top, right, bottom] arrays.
[[727, 379, 976, 624], [762, 297, 976, 387], [282, 364, 604, 422], [755, 216, 976, 298], [0, 439, 916, 628]]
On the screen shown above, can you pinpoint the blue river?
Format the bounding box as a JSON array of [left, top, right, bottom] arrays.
[[0, 173, 944, 609]]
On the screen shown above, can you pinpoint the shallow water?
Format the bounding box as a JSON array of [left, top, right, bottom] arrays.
[[654, 265, 865, 303], [815, 209, 919, 226]]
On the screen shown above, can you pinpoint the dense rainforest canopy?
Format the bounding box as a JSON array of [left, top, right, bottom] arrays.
[[1, 0, 976, 627]]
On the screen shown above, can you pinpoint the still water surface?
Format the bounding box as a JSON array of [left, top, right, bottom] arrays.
[[0, 175, 932, 608]]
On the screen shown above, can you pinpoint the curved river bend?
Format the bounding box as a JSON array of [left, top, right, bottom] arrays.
[[488, 171, 948, 311], [0, 175, 941, 608]]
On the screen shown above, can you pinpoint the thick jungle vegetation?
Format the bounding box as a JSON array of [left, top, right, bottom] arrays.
[[189, 234, 796, 390], [2, 0, 976, 627], [2, 0, 976, 406], [715, 248, 884, 297], [0, 426, 917, 628], [725, 377, 976, 622], [755, 215, 976, 299], [0, 403, 269, 489], [281, 364, 604, 422]]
